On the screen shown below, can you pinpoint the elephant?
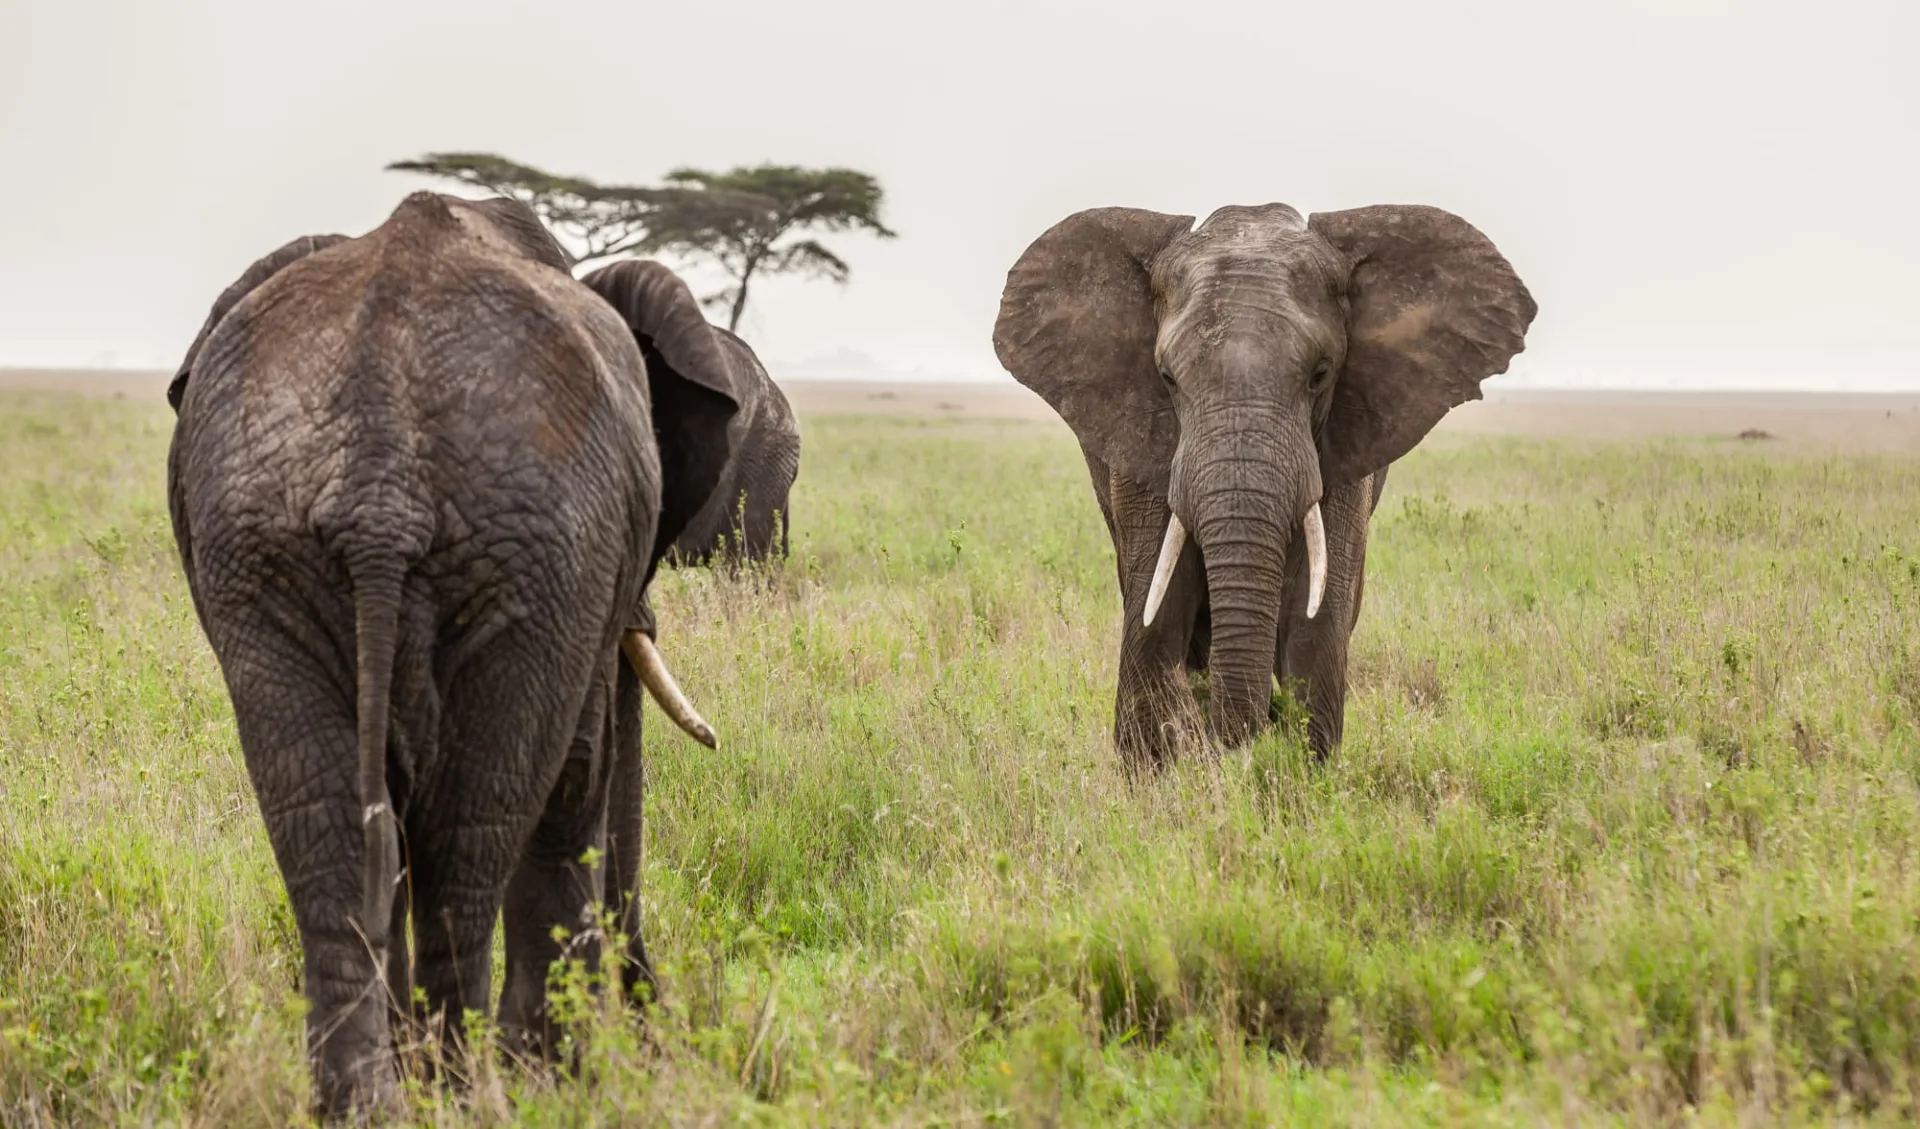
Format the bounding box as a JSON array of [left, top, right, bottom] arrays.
[[585, 262, 802, 569], [165, 191, 741, 1118], [993, 202, 1535, 767]]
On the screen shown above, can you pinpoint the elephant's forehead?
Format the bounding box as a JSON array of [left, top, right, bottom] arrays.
[[1156, 229, 1349, 310], [1196, 202, 1307, 234]]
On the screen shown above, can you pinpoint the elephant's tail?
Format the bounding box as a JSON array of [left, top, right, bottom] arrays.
[[348, 553, 407, 969]]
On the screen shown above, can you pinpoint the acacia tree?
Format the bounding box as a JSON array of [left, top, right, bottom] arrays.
[[643, 165, 896, 332], [386, 155, 896, 331], [384, 152, 661, 269]]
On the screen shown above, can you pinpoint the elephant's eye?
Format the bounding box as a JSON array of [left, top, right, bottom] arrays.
[[1309, 360, 1332, 391], [1159, 365, 1176, 389]]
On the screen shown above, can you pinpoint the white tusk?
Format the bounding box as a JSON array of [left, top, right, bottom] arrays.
[[1141, 514, 1186, 627], [1304, 503, 1327, 620], [621, 631, 718, 749]]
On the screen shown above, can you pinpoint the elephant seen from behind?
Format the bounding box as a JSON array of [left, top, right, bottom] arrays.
[[994, 202, 1536, 766], [167, 192, 741, 1119]]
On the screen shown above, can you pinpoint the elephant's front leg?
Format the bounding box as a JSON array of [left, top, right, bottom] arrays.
[[1108, 470, 1206, 770], [499, 664, 615, 1060], [1276, 473, 1376, 758]]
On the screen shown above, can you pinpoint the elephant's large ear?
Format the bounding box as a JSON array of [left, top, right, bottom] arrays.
[[993, 207, 1194, 492], [581, 260, 741, 563], [1308, 205, 1537, 485], [169, 234, 349, 412]]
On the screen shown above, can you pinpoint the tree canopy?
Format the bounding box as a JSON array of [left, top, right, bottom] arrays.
[[385, 154, 895, 331], [645, 165, 896, 332]]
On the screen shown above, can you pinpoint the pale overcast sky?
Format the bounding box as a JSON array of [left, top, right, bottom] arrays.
[[2, 0, 1915, 388]]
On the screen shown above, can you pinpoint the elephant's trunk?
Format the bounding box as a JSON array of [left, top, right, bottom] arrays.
[[1179, 411, 1323, 748]]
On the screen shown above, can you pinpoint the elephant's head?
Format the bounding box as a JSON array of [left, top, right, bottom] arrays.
[[994, 203, 1535, 744], [578, 260, 742, 572]]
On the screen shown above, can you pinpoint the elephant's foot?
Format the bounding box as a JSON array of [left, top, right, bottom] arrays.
[[1114, 674, 1207, 772], [498, 930, 605, 1072], [303, 951, 406, 1122], [1268, 675, 1341, 762], [495, 990, 560, 1066], [311, 1036, 402, 1125], [498, 1018, 574, 1080]]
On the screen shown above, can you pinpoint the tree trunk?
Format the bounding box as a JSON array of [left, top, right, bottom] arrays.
[[727, 257, 760, 333]]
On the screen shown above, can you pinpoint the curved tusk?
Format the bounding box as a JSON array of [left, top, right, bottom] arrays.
[[1141, 514, 1186, 627], [1304, 502, 1327, 620], [621, 631, 718, 749]]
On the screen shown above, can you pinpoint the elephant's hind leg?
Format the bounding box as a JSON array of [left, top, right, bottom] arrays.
[[212, 600, 402, 1118], [403, 628, 599, 1067], [498, 659, 617, 1060]]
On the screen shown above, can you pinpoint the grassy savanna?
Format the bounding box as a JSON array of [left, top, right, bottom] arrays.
[[4, 392, 1920, 1126]]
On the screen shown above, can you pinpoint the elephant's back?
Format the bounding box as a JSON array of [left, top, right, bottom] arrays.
[[175, 218, 659, 621]]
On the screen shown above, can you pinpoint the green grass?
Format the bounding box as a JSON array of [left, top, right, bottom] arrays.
[[5, 391, 1920, 1125]]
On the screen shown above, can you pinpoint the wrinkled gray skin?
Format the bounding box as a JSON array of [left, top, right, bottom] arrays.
[[671, 326, 799, 565], [994, 203, 1535, 767], [165, 193, 739, 1120], [585, 263, 801, 568]]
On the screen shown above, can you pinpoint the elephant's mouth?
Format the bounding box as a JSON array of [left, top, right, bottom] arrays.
[[1140, 501, 1327, 627], [620, 630, 719, 749]]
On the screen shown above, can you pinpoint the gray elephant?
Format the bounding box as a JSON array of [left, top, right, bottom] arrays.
[[588, 262, 801, 568], [994, 203, 1535, 766], [166, 192, 738, 1118]]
